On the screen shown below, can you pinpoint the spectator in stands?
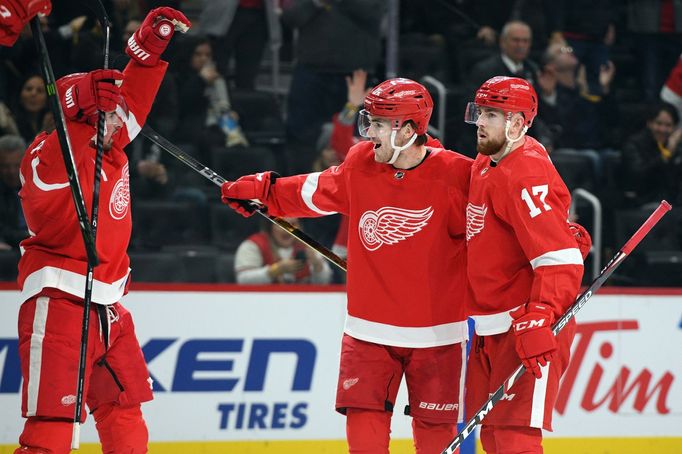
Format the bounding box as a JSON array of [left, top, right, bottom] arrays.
[[536, 43, 617, 158], [234, 217, 332, 284], [0, 102, 20, 137], [0, 135, 27, 250], [622, 101, 682, 207], [550, 0, 615, 96], [312, 68, 368, 167], [174, 36, 248, 158], [627, 0, 682, 101], [466, 20, 539, 90], [471, 0, 554, 53], [282, 0, 385, 173], [200, 0, 282, 90], [11, 74, 50, 144]]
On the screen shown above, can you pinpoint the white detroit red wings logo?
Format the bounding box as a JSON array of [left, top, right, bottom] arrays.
[[358, 206, 433, 251], [466, 202, 487, 241], [109, 163, 130, 220]]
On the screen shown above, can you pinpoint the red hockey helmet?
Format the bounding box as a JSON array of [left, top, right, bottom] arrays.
[[465, 76, 538, 126], [361, 78, 433, 136]]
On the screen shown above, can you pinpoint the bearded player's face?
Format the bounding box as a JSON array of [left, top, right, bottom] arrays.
[[90, 112, 124, 151], [475, 107, 507, 156]]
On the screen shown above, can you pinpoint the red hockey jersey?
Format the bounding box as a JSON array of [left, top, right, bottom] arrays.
[[17, 60, 168, 305], [466, 136, 584, 335], [265, 141, 472, 347]]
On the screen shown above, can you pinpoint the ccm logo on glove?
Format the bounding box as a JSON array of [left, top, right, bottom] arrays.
[[513, 305, 550, 331]]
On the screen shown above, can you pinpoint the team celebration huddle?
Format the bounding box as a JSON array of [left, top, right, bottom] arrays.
[[1, 1, 671, 453]]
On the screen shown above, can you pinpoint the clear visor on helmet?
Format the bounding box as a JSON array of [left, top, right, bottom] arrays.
[[357, 109, 397, 138], [464, 102, 482, 124], [465, 102, 526, 125]]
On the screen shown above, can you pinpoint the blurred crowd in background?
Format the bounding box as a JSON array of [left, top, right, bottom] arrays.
[[1, 0, 682, 286]]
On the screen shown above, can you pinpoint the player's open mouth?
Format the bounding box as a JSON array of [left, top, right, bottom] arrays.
[[373, 142, 381, 149]]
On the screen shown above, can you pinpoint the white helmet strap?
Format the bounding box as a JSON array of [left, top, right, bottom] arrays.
[[499, 115, 528, 159], [387, 129, 418, 165]]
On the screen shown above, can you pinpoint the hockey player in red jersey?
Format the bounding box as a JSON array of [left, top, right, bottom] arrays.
[[463, 76, 591, 453], [14, 7, 190, 453], [222, 79, 472, 453]]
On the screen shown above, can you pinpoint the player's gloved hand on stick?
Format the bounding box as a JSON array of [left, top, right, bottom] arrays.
[[61, 70, 124, 121], [0, 0, 52, 47], [569, 222, 592, 260], [220, 171, 278, 217], [510, 302, 557, 379], [126, 6, 191, 66]]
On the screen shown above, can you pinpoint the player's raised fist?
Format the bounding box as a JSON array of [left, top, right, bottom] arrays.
[[59, 70, 124, 122], [125, 7, 191, 66], [0, 0, 52, 47]]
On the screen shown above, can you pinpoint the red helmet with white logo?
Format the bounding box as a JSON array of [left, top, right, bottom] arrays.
[[471, 76, 538, 126], [363, 78, 433, 134]]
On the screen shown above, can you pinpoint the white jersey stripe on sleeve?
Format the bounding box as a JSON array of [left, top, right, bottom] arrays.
[[123, 108, 141, 142], [31, 157, 69, 192], [301, 172, 337, 215], [27, 296, 49, 416], [529, 248, 583, 270]]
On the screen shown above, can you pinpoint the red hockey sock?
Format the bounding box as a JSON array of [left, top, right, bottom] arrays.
[[346, 408, 391, 454], [93, 403, 148, 453], [15, 417, 72, 454], [412, 418, 458, 454], [480, 424, 543, 454]]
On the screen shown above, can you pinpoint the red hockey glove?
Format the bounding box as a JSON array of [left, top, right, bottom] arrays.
[[569, 222, 592, 260], [510, 303, 557, 379], [0, 0, 51, 47], [220, 172, 277, 218], [126, 6, 191, 66], [61, 69, 124, 122]]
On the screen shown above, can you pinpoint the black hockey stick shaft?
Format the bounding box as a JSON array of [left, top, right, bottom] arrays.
[[72, 2, 112, 448], [29, 19, 98, 265], [140, 125, 348, 272], [441, 200, 672, 454]]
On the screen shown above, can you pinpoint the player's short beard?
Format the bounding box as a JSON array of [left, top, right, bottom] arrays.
[[477, 135, 506, 156], [90, 137, 113, 151]]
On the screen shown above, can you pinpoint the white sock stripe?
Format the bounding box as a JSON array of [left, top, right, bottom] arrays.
[[529, 362, 549, 428], [27, 296, 49, 416], [458, 341, 466, 423]]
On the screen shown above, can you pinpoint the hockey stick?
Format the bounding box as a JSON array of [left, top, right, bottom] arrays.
[[72, 0, 112, 448], [441, 200, 672, 454], [29, 19, 97, 264], [140, 125, 348, 272]]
